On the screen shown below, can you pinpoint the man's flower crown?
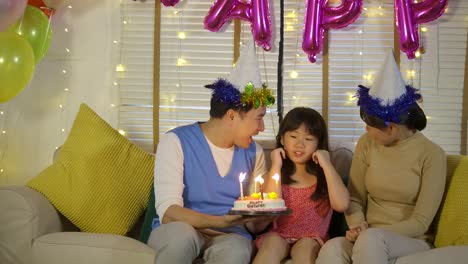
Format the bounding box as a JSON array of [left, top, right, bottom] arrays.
[[206, 79, 275, 108]]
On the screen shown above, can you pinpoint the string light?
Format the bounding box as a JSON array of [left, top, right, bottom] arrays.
[[0, 100, 9, 177], [116, 64, 125, 72], [56, 5, 74, 154], [177, 57, 187, 66], [290, 71, 299, 78], [415, 50, 421, 58], [178, 32, 186, 39]]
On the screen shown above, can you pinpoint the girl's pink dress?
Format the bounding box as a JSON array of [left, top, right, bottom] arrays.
[[255, 184, 332, 248]]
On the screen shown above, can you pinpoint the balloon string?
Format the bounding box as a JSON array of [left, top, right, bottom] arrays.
[[262, 49, 268, 85], [41, 8, 54, 61]]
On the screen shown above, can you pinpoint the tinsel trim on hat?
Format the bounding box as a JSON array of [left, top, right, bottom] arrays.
[[356, 85, 422, 124], [206, 79, 275, 108]]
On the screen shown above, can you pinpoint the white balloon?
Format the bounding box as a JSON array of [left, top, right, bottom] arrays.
[[43, 0, 64, 9], [0, 0, 27, 31]]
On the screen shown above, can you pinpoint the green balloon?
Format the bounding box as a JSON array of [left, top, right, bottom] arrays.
[[0, 32, 35, 103], [10, 5, 52, 63]]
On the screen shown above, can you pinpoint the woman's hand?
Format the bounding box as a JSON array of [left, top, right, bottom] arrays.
[[345, 222, 368, 242]]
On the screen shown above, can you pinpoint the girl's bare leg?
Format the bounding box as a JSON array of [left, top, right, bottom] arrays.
[[290, 237, 321, 264], [252, 233, 290, 264]]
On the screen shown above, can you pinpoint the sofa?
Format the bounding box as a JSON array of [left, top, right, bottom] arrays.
[[0, 140, 467, 264]]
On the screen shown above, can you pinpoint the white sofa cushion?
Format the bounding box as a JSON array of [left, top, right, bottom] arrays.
[[395, 245, 468, 264], [32, 232, 155, 264]]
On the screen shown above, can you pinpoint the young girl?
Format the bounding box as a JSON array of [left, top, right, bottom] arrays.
[[253, 107, 350, 264]]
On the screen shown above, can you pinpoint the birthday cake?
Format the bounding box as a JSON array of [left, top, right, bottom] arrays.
[[232, 192, 287, 212]]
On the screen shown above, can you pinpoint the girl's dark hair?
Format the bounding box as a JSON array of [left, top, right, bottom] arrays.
[[360, 103, 427, 131], [276, 107, 330, 201], [209, 97, 254, 118]]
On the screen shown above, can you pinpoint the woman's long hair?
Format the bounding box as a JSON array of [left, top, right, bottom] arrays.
[[276, 107, 330, 201]]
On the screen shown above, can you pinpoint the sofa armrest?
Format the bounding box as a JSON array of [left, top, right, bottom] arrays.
[[0, 186, 63, 264]]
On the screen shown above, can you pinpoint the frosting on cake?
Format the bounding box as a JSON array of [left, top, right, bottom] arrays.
[[232, 192, 286, 211]]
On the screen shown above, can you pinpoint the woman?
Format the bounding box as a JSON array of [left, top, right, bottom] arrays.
[[316, 51, 446, 264]]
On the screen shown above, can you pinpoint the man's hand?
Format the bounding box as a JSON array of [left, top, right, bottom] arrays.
[[220, 214, 275, 229], [345, 222, 368, 242]]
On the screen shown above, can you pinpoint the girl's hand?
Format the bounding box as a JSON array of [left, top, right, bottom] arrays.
[[312, 149, 332, 167], [270, 148, 286, 169]]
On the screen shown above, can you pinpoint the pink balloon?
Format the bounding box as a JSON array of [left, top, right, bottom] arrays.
[[414, 0, 448, 24], [0, 0, 28, 31], [394, 0, 448, 59], [303, 0, 363, 63], [204, 0, 272, 51], [161, 0, 180, 7], [302, 0, 324, 63], [251, 0, 272, 51]]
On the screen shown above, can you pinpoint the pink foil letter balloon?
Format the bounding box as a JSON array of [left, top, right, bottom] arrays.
[[161, 0, 179, 7], [303, 0, 363, 63], [204, 0, 272, 51], [395, 0, 448, 59]]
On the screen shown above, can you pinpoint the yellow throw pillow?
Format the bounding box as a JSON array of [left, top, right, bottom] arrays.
[[435, 156, 468, 247], [27, 104, 154, 235]]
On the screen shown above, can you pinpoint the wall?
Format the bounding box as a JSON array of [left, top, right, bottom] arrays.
[[0, 0, 119, 185]]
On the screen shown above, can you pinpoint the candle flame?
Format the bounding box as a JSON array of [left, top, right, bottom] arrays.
[[273, 173, 280, 182], [239, 172, 246, 182], [255, 174, 264, 183]]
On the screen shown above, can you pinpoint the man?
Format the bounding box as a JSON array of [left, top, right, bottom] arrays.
[[148, 41, 275, 264]]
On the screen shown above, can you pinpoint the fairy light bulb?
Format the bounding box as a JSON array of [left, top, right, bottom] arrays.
[[421, 27, 428, 32], [290, 71, 299, 79], [415, 50, 421, 58], [116, 64, 125, 72], [178, 32, 186, 39], [118, 130, 126, 136], [177, 57, 186, 66]]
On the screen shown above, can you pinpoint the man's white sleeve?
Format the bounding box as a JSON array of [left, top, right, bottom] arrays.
[[154, 132, 184, 221]]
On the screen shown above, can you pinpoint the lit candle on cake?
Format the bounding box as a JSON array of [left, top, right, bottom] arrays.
[[273, 173, 280, 194], [254, 175, 262, 194], [254, 175, 264, 200], [239, 172, 246, 199]]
